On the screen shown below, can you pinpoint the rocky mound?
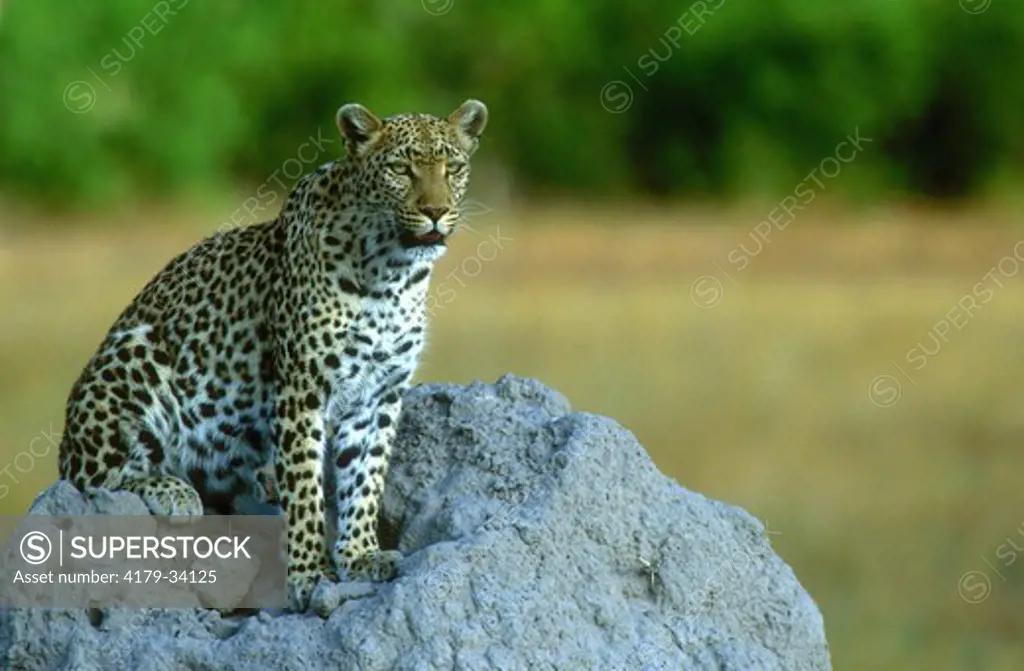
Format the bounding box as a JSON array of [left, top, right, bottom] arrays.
[[1, 375, 830, 670]]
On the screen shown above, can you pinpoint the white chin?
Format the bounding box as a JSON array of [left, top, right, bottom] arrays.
[[402, 246, 445, 265]]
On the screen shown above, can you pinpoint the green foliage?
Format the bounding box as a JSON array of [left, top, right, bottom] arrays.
[[1, 0, 1022, 208]]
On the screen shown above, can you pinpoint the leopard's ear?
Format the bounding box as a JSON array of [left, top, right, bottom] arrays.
[[448, 99, 488, 153], [336, 103, 383, 156]]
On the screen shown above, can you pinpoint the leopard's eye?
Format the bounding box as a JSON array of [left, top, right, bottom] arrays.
[[387, 162, 413, 177], [447, 161, 467, 176]]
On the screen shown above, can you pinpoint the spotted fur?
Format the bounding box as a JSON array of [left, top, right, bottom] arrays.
[[57, 100, 489, 610]]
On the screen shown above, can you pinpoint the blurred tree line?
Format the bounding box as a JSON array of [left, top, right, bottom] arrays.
[[0, 0, 1022, 209]]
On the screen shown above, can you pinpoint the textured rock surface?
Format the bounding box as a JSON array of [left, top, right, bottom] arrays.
[[1, 375, 831, 670]]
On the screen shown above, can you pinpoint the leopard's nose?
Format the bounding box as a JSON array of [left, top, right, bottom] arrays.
[[419, 206, 450, 223]]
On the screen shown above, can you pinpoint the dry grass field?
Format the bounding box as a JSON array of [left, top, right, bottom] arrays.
[[2, 202, 1024, 668]]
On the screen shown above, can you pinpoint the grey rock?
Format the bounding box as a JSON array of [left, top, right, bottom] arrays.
[[309, 579, 379, 619], [1, 374, 831, 670]]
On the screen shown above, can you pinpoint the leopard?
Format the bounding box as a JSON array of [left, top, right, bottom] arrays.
[[57, 99, 489, 611]]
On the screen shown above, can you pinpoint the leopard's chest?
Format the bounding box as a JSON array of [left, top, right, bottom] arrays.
[[324, 293, 426, 420]]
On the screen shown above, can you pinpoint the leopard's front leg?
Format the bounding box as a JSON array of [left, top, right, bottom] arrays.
[[331, 388, 403, 581], [273, 385, 329, 611]]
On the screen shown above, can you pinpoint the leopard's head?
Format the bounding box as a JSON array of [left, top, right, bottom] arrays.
[[336, 99, 488, 249]]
